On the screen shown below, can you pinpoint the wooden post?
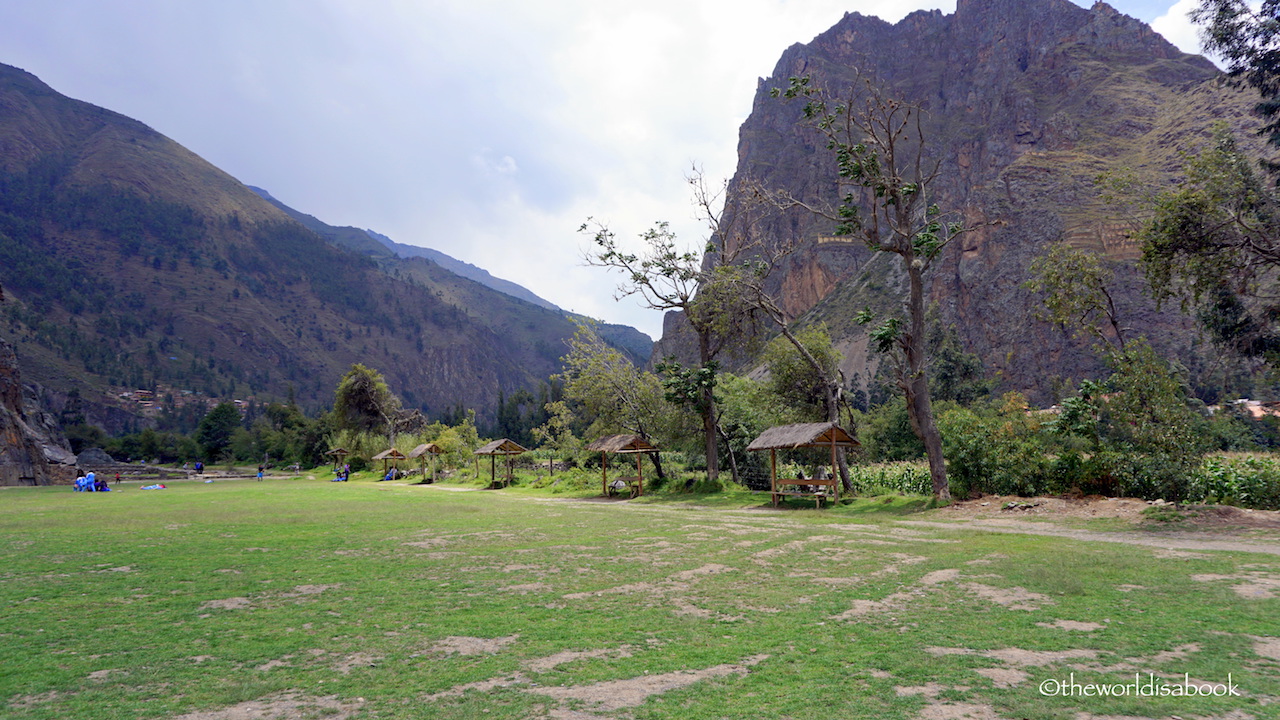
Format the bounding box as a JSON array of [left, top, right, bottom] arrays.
[[770, 449, 778, 508], [635, 452, 643, 497], [830, 439, 839, 504], [601, 452, 608, 496]]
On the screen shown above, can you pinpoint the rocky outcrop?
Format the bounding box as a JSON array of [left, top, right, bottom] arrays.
[[684, 0, 1265, 401], [0, 339, 76, 485]]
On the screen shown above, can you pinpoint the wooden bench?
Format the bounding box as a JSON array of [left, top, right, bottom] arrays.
[[608, 476, 643, 498], [771, 477, 838, 508]]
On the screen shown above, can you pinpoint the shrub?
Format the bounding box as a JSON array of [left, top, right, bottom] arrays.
[[938, 394, 1053, 498]]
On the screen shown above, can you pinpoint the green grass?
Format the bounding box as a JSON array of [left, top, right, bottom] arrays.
[[2, 475, 1277, 719]]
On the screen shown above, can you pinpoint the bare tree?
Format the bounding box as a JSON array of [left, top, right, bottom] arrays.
[[692, 172, 857, 489], [582, 198, 758, 483], [767, 74, 980, 501]]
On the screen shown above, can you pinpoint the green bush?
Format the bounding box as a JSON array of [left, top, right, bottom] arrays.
[[938, 394, 1054, 498]]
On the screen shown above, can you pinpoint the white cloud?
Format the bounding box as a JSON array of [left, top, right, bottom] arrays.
[[1151, 0, 1206, 57]]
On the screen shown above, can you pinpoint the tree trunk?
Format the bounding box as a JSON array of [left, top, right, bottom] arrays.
[[702, 400, 719, 483], [902, 259, 950, 502], [648, 451, 666, 480], [825, 383, 853, 493], [717, 422, 740, 484], [697, 333, 720, 483]]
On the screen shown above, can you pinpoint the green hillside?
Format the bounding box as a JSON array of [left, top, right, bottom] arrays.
[[0, 63, 648, 428]]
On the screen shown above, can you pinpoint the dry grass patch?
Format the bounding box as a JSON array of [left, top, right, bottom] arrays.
[[166, 692, 365, 720], [524, 654, 768, 715], [428, 634, 520, 656]]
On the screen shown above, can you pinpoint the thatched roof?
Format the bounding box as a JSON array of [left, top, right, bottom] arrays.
[[585, 434, 657, 454], [325, 448, 349, 456], [407, 442, 444, 458], [746, 422, 858, 451], [474, 438, 528, 456], [371, 448, 408, 461]]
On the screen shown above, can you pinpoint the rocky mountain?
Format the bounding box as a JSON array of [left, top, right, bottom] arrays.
[[663, 0, 1266, 403], [0, 62, 648, 427], [0, 338, 75, 485]]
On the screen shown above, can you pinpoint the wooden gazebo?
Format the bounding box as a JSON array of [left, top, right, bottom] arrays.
[[408, 442, 444, 483], [746, 422, 858, 508], [325, 448, 350, 471], [372, 448, 407, 480], [473, 439, 527, 488], [585, 434, 657, 498]]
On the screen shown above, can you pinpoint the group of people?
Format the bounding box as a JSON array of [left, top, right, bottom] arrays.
[[73, 471, 110, 492], [332, 464, 351, 482]]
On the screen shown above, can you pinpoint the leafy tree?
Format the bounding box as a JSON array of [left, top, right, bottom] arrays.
[[770, 74, 976, 501], [332, 364, 400, 438], [938, 393, 1050, 499], [557, 321, 680, 478], [1141, 127, 1280, 361], [196, 402, 241, 461], [927, 320, 994, 406], [1025, 244, 1129, 353], [1194, 0, 1280, 165], [531, 400, 581, 458], [1047, 341, 1206, 500], [761, 325, 843, 421], [1104, 340, 1203, 459], [583, 214, 756, 483]]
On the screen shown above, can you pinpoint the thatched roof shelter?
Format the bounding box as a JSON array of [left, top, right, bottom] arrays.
[[408, 443, 443, 459], [747, 422, 857, 508], [746, 422, 858, 451], [474, 439, 528, 456], [586, 434, 657, 498], [325, 447, 350, 469], [372, 448, 407, 479], [586, 434, 656, 454], [473, 439, 527, 487], [408, 442, 444, 483]]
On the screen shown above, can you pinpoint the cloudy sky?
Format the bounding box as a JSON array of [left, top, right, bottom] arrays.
[[1, 0, 1214, 339]]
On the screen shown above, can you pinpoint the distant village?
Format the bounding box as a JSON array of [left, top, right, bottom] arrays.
[[116, 387, 252, 417]]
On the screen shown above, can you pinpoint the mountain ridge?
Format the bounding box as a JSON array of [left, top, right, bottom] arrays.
[[0, 62, 649, 429], [659, 0, 1265, 403]]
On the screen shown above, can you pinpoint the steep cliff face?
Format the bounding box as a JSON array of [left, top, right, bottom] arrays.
[[689, 0, 1263, 400], [0, 339, 75, 486]]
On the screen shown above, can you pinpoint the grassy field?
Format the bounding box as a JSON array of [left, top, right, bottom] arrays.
[[2, 473, 1277, 720]]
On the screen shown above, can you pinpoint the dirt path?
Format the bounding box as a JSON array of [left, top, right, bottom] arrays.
[[424, 483, 1280, 555], [893, 517, 1280, 556]]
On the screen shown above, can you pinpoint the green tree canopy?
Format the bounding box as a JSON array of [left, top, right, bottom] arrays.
[[1141, 128, 1280, 361], [332, 364, 400, 435], [1194, 0, 1280, 163], [196, 402, 241, 461], [761, 325, 842, 421]]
